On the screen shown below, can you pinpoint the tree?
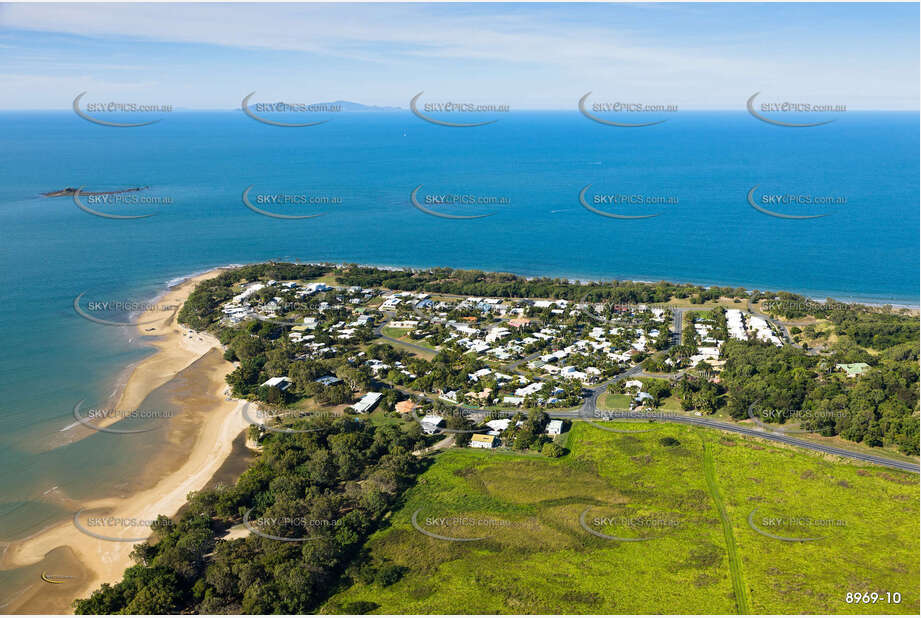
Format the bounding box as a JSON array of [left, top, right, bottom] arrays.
[[230, 332, 265, 361]]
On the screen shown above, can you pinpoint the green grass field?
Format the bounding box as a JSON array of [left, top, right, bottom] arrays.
[[600, 392, 684, 413], [600, 393, 631, 409], [322, 422, 919, 615]]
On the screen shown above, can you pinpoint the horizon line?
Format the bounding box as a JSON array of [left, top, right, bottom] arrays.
[[3, 107, 919, 113]]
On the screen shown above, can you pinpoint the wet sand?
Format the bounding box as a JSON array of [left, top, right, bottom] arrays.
[[0, 268, 250, 614]]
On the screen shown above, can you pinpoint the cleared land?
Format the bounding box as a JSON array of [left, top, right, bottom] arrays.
[[323, 422, 919, 615]]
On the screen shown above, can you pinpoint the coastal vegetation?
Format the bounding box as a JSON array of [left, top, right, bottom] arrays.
[[74, 417, 425, 614], [720, 334, 919, 454]]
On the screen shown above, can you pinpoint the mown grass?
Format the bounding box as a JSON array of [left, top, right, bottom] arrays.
[[600, 393, 631, 409], [323, 422, 919, 615]]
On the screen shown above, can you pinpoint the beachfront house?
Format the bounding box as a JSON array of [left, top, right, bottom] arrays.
[[261, 376, 291, 391]]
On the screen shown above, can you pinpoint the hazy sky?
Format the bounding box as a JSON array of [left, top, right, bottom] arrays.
[[1, 2, 918, 110]]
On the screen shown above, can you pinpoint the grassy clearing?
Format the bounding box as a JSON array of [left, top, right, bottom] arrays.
[[711, 436, 919, 614], [600, 393, 631, 409], [668, 296, 746, 309], [381, 326, 412, 339], [657, 394, 684, 411], [363, 407, 415, 430], [323, 421, 918, 615], [306, 273, 341, 286]]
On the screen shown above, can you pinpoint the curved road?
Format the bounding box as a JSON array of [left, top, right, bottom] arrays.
[[374, 310, 438, 355], [552, 407, 919, 474]]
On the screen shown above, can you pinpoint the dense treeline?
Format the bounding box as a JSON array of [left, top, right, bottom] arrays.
[[721, 340, 919, 455], [833, 311, 920, 350], [334, 265, 739, 303], [74, 418, 424, 614]]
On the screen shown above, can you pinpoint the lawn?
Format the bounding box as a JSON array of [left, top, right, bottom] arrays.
[[657, 394, 684, 411], [322, 422, 919, 615], [599, 393, 683, 413], [668, 296, 746, 309], [306, 273, 342, 286], [599, 393, 631, 409]]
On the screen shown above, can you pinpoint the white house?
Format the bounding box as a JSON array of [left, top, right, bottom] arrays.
[[262, 376, 291, 391], [315, 375, 342, 386], [420, 414, 444, 434], [485, 327, 511, 343], [546, 420, 564, 435], [515, 383, 544, 397], [485, 418, 511, 435], [470, 434, 497, 449], [389, 320, 419, 329], [353, 392, 382, 413], [304, 282, 331, 295], [634, 392, 655, 407]]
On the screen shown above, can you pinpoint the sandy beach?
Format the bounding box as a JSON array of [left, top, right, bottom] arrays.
[[1, 267, 250, 613]]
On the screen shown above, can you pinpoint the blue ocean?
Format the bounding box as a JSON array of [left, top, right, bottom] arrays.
[[0, 109, 918, 546]]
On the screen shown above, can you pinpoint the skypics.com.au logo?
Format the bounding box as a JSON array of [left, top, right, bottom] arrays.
[[73, 292, 179, 327], [241, 92, 340, 127], [579, 506, 682, 541], [579, 184, 677, 219], [410, 92, 508, 127], [71, 187, 171, 219], [73, 92, 172, 127], [411, 509, 538, 542], [409, 185, 510, 219], [71, 400, 175, 435], [242, 185, 341, 219], [579, 92, 677, 127], [747, 92, 846, 127], [243, 508, 342, 542], [746, 185, 846, 219]]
